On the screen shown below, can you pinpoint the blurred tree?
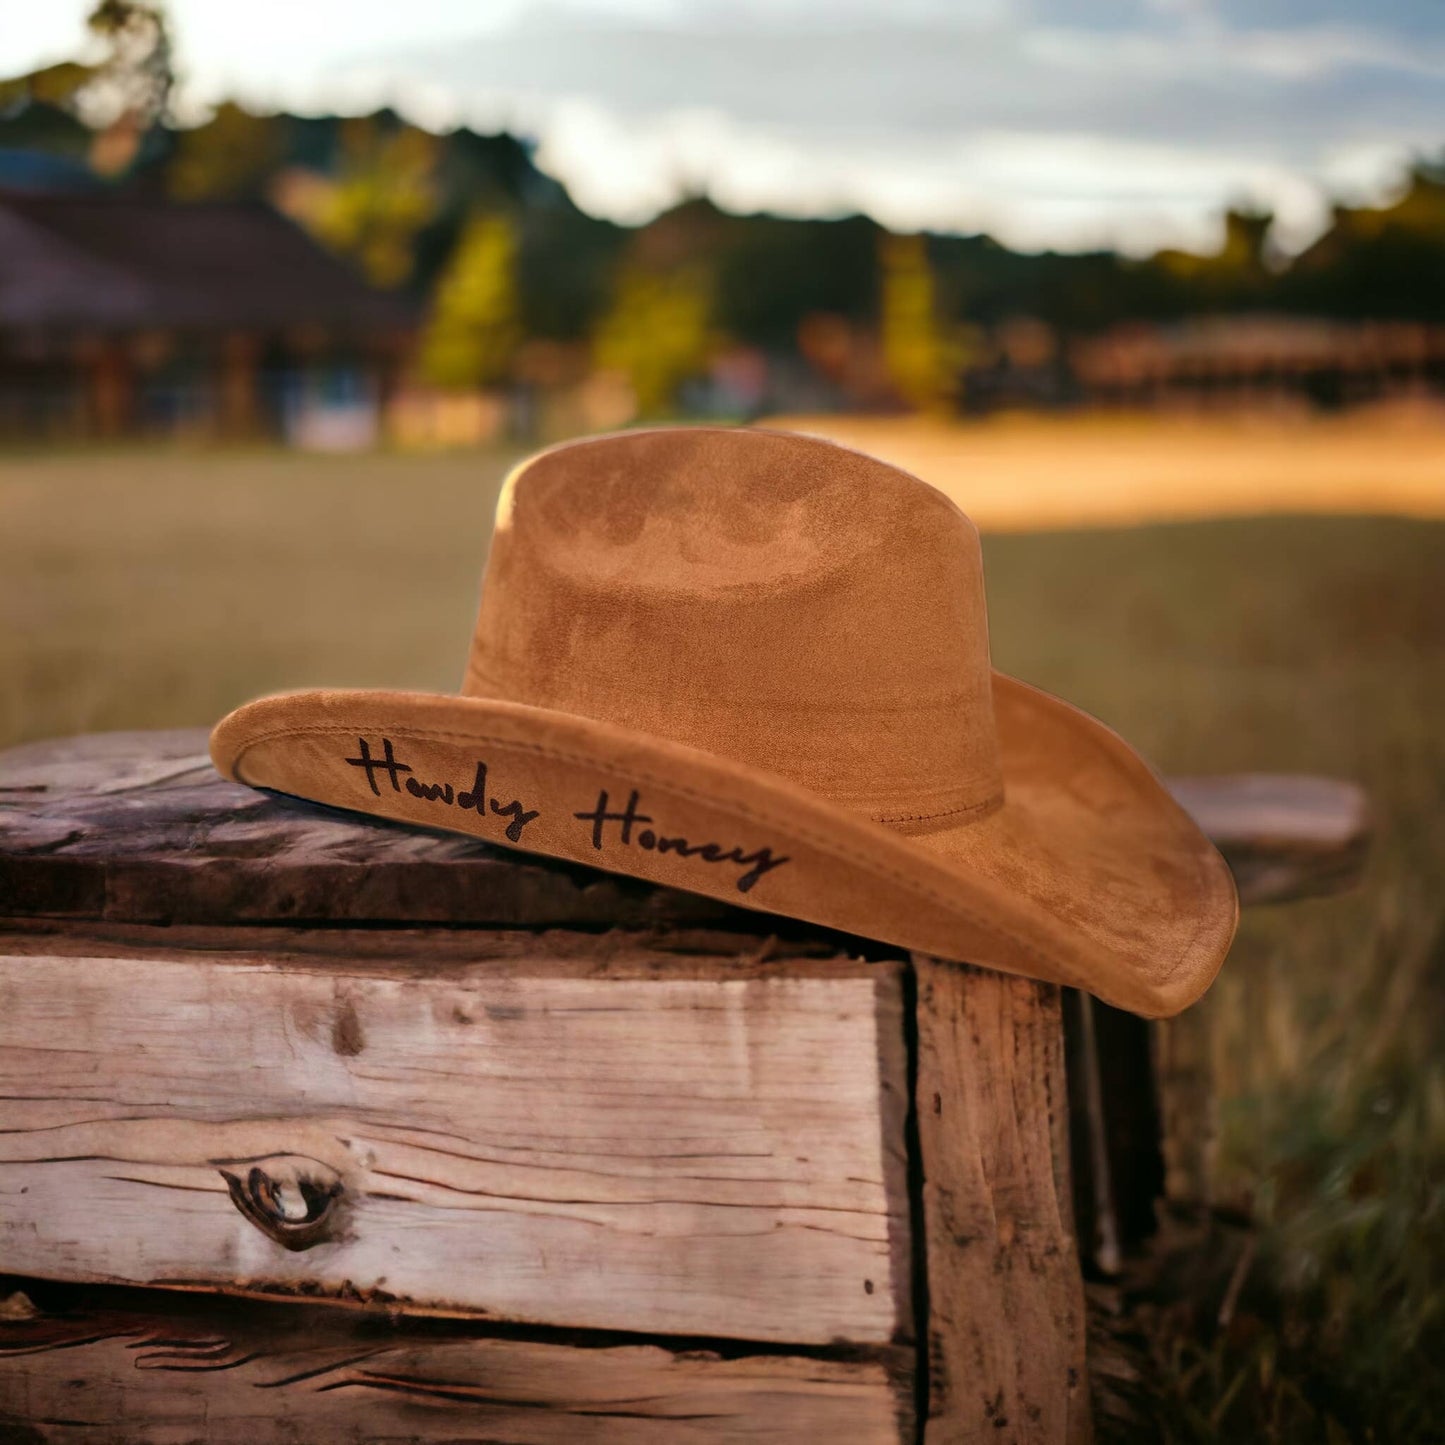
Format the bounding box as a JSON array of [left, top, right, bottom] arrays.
[[0, 2, 179, 178], [715, 212, 881, 348], [926, 233, 1190, 333], [1286, 158, 1445, 320], [166, 103, 283, 201], [0, 62, 96, 115], [404, 127, 624, 350], [419, 213, 523, 389], [79, 0, 174, 130], [0, 82, 95, 172], [880, 233, 959, 413], [593, 264, 717, 417], [281, 117, 440, 289], [1153, 207, 1275, 311], [514, 204, 629, 341]]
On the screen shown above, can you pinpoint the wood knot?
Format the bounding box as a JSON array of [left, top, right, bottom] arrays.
[[219, 1157, 344, 1251], [331, 999, 365, 1056]]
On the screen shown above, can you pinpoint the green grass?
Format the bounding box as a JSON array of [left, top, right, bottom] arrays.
[[981, 520, 1445, 1443], [0, 447, 526, 744], [3, 446, 1442, 1442]]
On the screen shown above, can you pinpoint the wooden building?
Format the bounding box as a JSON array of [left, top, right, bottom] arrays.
[[1070, 313, 1445, 413], [0, 189, 415, 443]]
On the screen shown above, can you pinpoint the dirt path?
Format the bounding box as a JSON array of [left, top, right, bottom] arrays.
[[768, 412, 1445, 531]]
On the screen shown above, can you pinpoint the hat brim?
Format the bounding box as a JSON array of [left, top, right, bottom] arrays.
[[210, 675, 1236, 1017]]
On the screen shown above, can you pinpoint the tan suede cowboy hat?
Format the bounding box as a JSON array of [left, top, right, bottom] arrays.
[[211, 426, 1236, 1016]]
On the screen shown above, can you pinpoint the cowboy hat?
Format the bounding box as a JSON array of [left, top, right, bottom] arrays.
[[210, 426, 1236, 1016]]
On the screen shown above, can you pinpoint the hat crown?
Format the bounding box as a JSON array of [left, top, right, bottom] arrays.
[[465, 427, 1003, 828]]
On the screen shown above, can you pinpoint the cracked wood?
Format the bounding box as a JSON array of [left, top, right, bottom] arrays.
[[0, 1285, 913, 1444], [0, 926, 912, 1347], [914, 955, 1091, 1445]]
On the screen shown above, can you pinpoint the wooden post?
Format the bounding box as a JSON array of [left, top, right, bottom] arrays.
[[84, 338, 135, 438], [914, 956, 1090, 1444], [218, 332, 262, 439]]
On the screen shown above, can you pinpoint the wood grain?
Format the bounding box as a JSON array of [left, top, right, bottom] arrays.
[[0, 926, 912, 1347], [0, 731, 1370, 927], [0, 1285, 913, 1444], [914, 955, 1090, 1444]]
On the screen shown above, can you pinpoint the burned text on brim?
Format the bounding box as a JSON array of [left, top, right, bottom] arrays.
[[344, 737, 790, 894]]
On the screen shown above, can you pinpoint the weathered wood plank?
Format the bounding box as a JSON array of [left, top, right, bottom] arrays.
[[1166, 773, 1371, 905], [0, 1284, 913, 1443], [914, 955, 1090, 1445], [0, 732, 1369, 927], [0, 926, 912, 1348], [0, 729, 776, 931]]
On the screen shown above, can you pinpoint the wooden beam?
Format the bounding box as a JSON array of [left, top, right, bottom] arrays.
[[0, 926, 912, 1349], [913, 956, 1091, 1444], [1, 733, 1371, 928], [1167, 773, 1371, 905], [0, 729, 775, 931], [0, 1284, 914, 1444]]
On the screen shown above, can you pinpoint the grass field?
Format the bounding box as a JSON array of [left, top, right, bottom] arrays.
[[3, 421, 1443, 1441]]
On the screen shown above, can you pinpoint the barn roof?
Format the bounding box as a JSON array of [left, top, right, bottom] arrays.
[[0, 189, 416, 334]]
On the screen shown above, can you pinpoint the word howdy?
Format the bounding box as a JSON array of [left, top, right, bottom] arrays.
[[344, 737, 539, 843], [573, 789, 789, 895]]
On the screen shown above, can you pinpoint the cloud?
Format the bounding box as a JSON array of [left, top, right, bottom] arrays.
[[527, 103, 1338, 253], [228, 0, 1445, 251]]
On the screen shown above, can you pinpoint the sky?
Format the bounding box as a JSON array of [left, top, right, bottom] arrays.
[[5, 0, 1443, 255]]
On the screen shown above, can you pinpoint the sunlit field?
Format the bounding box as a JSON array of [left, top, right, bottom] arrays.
[[3, 415, 1443, 1442], [777, 408, 1445, 530]]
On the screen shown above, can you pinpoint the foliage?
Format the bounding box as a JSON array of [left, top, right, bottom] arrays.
[[166, 102, 283, 202], [419, 213, 523, 389], [592, 264, 718, 417], [284, 118, 440, 290], [1154, 208, 1276, 309], [0, 62, 96, 115], [879, 234, 966, 413], [80, 0, 174, 129], [1285, 161, 1445, 319], [513, 205, 629, 343], [713, 213, 880, 347]]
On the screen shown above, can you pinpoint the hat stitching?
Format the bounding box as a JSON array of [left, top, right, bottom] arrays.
[[875, 797, 1003, 827], [226, 719, 1073, 981]]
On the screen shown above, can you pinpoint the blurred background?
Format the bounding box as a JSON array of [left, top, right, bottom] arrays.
[[1, 3, 1442, 1440]]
